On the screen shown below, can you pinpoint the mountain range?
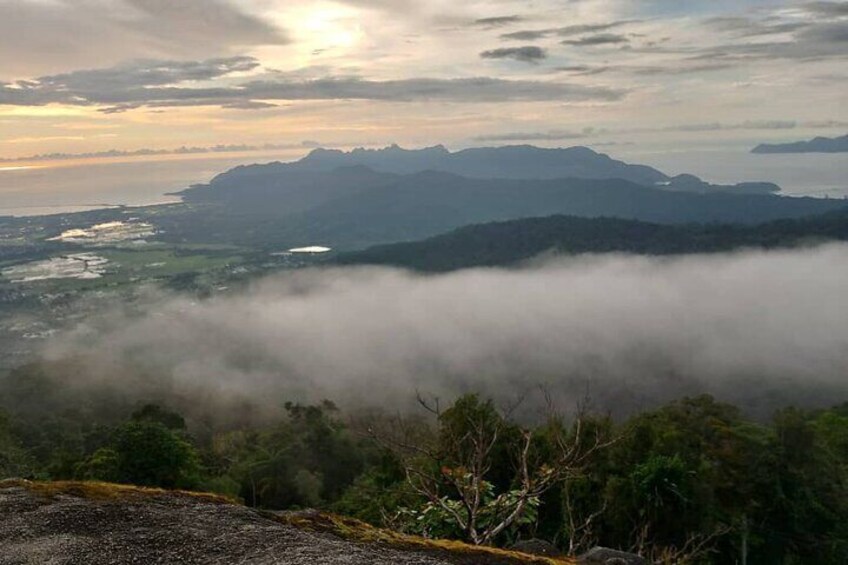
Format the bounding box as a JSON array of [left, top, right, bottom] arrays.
[[170, 145, 840, 250], [209, 144, 780, 194]]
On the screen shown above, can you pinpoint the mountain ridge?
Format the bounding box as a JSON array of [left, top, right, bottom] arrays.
[[338, 210, 848, 271], [191, 144, 781, 195], [752, 134, 848, 154]]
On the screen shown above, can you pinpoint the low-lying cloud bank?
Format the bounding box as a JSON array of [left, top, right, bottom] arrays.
[[46, 245, 848, 417]]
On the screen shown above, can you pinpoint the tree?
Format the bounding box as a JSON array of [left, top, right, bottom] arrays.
[[371, 393, 612, 546], [0, 410, 34, 479], [131, 404, 187, 430], [80, 419, 201, 489], [208, 401, 365, 509]]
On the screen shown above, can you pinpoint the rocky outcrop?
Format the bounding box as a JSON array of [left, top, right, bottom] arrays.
[[512, 539, 563, 557], [577, 546, 646, 565], [0, 480, 574, 565]]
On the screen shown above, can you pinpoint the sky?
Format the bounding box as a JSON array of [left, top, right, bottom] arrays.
[[0, 0, 846, 160]]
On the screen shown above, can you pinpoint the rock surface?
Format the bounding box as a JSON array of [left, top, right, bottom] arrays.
[[577, 546, 646, 565], [512, 539, 563, 557], [0, 481, 573, 565]]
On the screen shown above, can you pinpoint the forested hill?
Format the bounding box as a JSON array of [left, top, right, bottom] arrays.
[[338, 209, 848, 271], [173, 166, 843, 250]]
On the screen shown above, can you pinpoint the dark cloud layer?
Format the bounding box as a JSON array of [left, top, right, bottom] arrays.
[[0, 57, 623, 112], [473, 15, 523, 28], [562, 33, 630, 47], [501, 21, 635, 41], [480, 46, 548, 63]]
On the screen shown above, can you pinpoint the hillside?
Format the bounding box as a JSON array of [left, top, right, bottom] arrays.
[[172, 167, 841, 250], [339, 211, 848, 271], [752, 134, 848, 154], [0, 480, 578, 565]]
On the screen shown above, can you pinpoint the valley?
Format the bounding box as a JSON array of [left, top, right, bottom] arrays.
[[1, 145, 846, 374]]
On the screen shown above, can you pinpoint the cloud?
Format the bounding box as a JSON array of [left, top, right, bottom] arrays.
[[480, 46, 548, 63], [499, 30, 548, 41], [693, 20, 848, 62], [501, 20, 635, 41], [802, 1, 848, 16], [46, 57, 260, 91], [668, 120, 798, 132], [330, 0, 416, 11], [556, 22, 638, 37], [474, 129, 592, 142], [555, 65, 613, 76], [0, 57, 624, 111], [704, 16, 810, 37], [471, 119, 846, 142], [472, 15, 523, 28], [44, 245, 848, 416], [0, 0, 287, 77], [658, 119, 848, 132], [562, 33, 630, 46], [0, 142, 315, 164], [221, 100, 279, 110], [553, 62, 732, 76], [630, 62, 735, 75]]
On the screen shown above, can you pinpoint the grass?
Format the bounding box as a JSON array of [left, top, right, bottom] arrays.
[[100, 248, 243, 277], [0, 479, 236, 505], [275, 511, 576, 565]]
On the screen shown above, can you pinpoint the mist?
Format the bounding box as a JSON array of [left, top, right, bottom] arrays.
[[43, 244, 848, 419]]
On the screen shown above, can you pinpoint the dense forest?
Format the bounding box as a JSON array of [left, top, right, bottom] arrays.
[[340, 210, 848, 271], [1, 364, 846, 564]]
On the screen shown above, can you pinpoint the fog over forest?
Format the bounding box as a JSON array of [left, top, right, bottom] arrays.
[[44, 244, 848, 419]]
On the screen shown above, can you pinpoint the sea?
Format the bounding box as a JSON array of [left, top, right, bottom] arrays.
[[0, 148, 846, 217], [0, 151, 304, 217]]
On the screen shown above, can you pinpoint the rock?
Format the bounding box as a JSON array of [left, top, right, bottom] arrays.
[[0, 480, 561, 565], [511, 539, 562, 557], [578, 546, 646, 565]]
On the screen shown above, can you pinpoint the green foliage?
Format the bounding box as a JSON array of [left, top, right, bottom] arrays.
[[332, 449, 418, 526], [340, 211, 848, 272], [395, 478, 541, 542], [0, 409, 35, 479], [131, 404, 186, 430], [208, 400, 366, 509], [77, 448, 121, 483], [2, 380, 848, 564], [80, 420, 201, 489]]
